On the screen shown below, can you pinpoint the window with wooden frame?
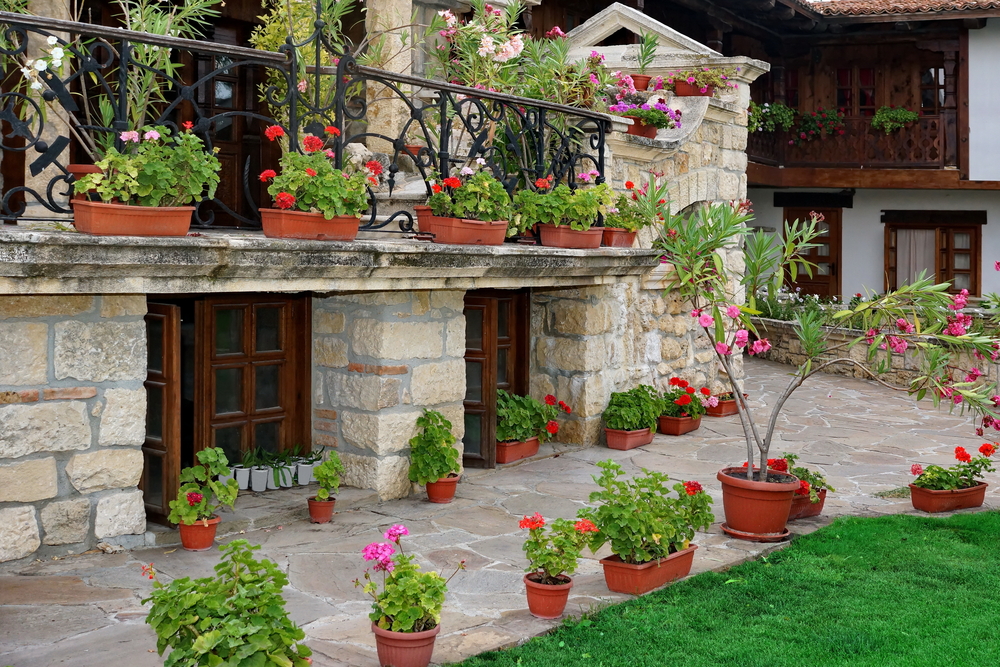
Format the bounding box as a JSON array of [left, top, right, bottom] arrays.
[[883, 211, 985, 295], [920, 67, 945, 116], [836, 67, 876, 117]]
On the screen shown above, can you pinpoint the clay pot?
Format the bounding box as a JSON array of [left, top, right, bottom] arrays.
[[524, 573, 573, 619], [372, 622, 440, 667], [412, 206, 507, 245], [717, 467, 799, 541], [602, 228, 637, 247], [909, 482, 987, 513], [706, 395, 747, 417], [673, 81, 715, 97], [605, 427, 653, 451], [307, 496, 336, 523], [599, 545, 697, 595], [177, 515, 221, 552], [425, 474, 460, 503], [404, 144, 425, 156], [496, 436, 540, 464], [537, 223, 602, 249], [72, 200, 193, 236], [260, 208, 360, 241], [631, 74, 652, 91], [657, 414, 701, 436], [788, 488, 827, 521], [66, 164, 102, 201], [623, 116, 657, 139]]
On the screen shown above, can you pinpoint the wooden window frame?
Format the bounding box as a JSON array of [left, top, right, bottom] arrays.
[[920, 66, 945, 116], [836, 66, 876, 117], [882, 211, 984, 295]]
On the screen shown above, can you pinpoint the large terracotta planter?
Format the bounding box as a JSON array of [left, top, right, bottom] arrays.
[[260, 208, 360, 241], [787, 488, 827, 521], [605, 427, 653, 451], [909, 482, 987, 513], [177, 515, 221, 552], [706, 394, 748, 417], [600, 545, 697, 595], [623, 116, 657, 139], [537, 224, 602, 249], [524, 573, 573, 619], [425, 474, 460, 503], [673, 81, 715, 97], [631, 74, 652, 91], [717, 467, 799, 541], [66, 164, 102, 201], [72, 200, 193, 236], [496, 436, 540, 464], [602, 227, 637, 247], [657, 415, 701, 436], [413, 206, 507, 245], [307, 496, 336, 523], [372, 622, 440, 667]]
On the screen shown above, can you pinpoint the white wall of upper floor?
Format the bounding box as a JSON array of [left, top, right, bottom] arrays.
[[968, 19, 1000, 181]]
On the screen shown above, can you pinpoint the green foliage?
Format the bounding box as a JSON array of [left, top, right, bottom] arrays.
[[577, 460, 714, 565], [659, 379, 709, 419], [426, 0, 526, 92], [791, 106, 845, 145], [605, 173, 671, 232], [517, 36, 612, 108], [871, 105, 920, 134], [511, 183, 613, 234], [748, 101, 796, 133], [496, 390, 568, 444], [265, 138, 371, 218], [428, 170, 513, 221], [665, 66, 739, 94], [912, 446, 997, 491], [621, 107, 678, 129], [75, 126, 220, 207], [781, 452, 836, 503], [636, 31, 658, 74], [407, 410, 460, 485], [603, 385, 660, 431], [741, 214, 822, 315], [520, 516, 592, 584], [144, 540, 311, 667], [167, 448, 238, 526], [312, 452, 344, 501]]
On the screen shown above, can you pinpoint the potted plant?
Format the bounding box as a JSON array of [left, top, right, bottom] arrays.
[[577, 460, 714, 595], [496, 390, 571, 463], [602, 173, 671, 247], [782, 453, 836, 520], [511, 174, 613, 249], [790, 107, 846, 145], [608, 101, 681, 139], [308, 451, 345, 524], [658, 377, 709, 435], [259, 125, 374, 241], [407, 410, 461, 503], [269, 451, 294, 488], [655, 200, 1000, 541], [144, 540, 312, 666], [630, 30, 658, 90], [167, 448, 239, 551], [72, 124, 221, 236], [602, 384, 660, 450], [665, 66, 739, 97], [295, 443, 319, 485], [519, 512, 598, 618], [232, 450, 252, 490], [871, 105, 919, 134], [414, 167, 511, 245], [243, 448, 269, 493], [748, 101, 796, 134], [705, 390, 744, 417], [356, 524, 464, 667], [909, 444, 997, 513]]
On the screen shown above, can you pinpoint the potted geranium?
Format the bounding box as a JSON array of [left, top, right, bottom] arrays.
[[519, 513, 598, 618], [658, 377, 709, 435], [415, 167, 512, 245], [511, 173, 613, 248], [666, 65, 739, 97], [577, 460, 714, 595], [259, 125, 374, 241], [308, 451, 344, 524], [603, 173, 671, 247], [782, 453, 836, 520], [356, 524, 464, 667], [72, 124, 221, 236], [705, 390, 745, 417], [602, 384, 660, 450], [496, 390, 571, 463], [909, 443, 997, 513], [609, 100, 682, 139], [407, 410, 461, 503], [167, 448, 239, 551]]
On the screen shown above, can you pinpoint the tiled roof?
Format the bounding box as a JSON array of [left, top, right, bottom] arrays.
[[805, 0, 1000, 16]]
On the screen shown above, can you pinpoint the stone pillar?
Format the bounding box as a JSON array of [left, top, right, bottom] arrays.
[[365, 0, 414, 155], [312, 289, 466, 500]]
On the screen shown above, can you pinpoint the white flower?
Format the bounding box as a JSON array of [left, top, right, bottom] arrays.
[[46, 35, 57, 45], [20, 65, 32, 78], [30, 80, 42, 90], [475, 157, 486, 166], [50, 59, 61, 68], [33, 59, 47, 71], [50, 47, 63, 60]]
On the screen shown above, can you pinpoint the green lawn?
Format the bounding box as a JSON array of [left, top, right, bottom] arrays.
[[452, 513, 1000, 667]]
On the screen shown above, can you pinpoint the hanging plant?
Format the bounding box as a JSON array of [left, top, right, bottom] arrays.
[[871, 105, 920, 134], [748, 101, 796, 133], [789, 106, 845, 146]]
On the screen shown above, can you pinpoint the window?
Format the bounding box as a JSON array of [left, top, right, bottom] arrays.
[[883, 212, 984, 295], [836, 67, 876, 116], [920, 67, 945, 115], [785, 69, 799, 109]]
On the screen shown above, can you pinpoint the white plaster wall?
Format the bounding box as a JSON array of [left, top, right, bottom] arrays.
[[969, 19, 1000, 182], [747, 187, 1000, 297]]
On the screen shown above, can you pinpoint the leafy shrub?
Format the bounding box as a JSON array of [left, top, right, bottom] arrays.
[[519, 513, 597, 584], [167, 448, 238, 526], [407, 410, 460, 485], [871, 105, 919, 134], [313, 451, 344, 500], [496, 390, 570, 444], [511, 182, 613, 234], [603, 385, 660, 431], [428, 169, 513, 221]]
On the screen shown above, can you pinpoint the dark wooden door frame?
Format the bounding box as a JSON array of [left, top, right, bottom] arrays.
[[143, 303, 181, 525], [783, 207, 842, 297]]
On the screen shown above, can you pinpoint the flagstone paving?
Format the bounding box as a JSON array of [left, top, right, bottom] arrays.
[[2, 358, 998, 667]]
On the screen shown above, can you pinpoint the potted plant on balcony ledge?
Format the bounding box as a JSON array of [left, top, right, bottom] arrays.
[[602, 173, 671, 247], [608, 101, 681, 139], [666, 66, 738, 97], [408, 410, 461, 503], [630, 30, 658, 91], [511, 174, 613, 248], [871, 105, 919, 135], [167, 448, 239, 551], [415, 167, 512, 245]]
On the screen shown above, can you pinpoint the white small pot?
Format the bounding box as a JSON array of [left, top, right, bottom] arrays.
[[266, 466, 280, 490], [234, 466, 250, 490], [278, 467, 294, 487], [251, 467, 269, 492], [297, 462, 314, 485]]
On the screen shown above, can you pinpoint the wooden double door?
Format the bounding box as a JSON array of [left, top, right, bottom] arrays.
[[142, 294, 309, 524], [784, 207, 842, 297]]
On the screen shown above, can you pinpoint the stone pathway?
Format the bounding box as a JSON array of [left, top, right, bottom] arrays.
[[2, 358, 997, 667]]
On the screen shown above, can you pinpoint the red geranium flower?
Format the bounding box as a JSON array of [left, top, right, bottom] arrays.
[[442, 176, 462, 189], [186, 491, 203, 506], [980, 443, 997, 457], [669, 377, 680, 386], [558, 401, 571, 414], [259, 169, 276, 182], [767, 458, 789, 473], [325, 125, 340, 136], [574, 518, 598, 533], [700, 387, 711, 395], [625, 180, 634, 190], [368, 176, 378, 186], [675, 394, 692, 406], [682, 480, 702, 496], [366, 160, 384, 176], [685, 386, 695, 394], [303, 135, 324, 152], [545, 420, 559, 434], [534, 177, 551, 189], [182, 121, 194, 130], [795, 480, 810, 496], [265, 125, 285, 141], [275, 192, 296, 210], [677, 379, 689, 388], [955, 446, 972, 463], [544, 395, 557, 406], [305, 168, 317, 177], [519, 512, 545, 530], [431, 184, 442, 194]]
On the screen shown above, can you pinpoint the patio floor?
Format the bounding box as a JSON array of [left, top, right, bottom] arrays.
[[2, 357, 998, 667]]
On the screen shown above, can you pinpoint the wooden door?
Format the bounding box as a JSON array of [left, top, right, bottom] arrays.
[[784, 207, 842, 297], [143, 303, 181, 524]]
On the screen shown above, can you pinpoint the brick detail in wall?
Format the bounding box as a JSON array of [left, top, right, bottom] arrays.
[[346, 363, 409, 375], [43, 387, 98, 400]]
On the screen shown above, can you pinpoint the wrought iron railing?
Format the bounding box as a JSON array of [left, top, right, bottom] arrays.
[[0, 9, 610, 231]]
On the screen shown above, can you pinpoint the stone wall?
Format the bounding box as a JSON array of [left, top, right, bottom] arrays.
[[0, 295, 147, 563], [311, 290, 466, 500]]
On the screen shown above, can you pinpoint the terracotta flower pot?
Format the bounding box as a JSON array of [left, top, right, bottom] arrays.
[[673, 81, 715, 97], [177, 515, 221, 552], [372, 622, 440, 667], [425, 473, 460, 503], [404, 144, 425, 156], [605, 427, 653, 451], [524, 573, 573, 618], [909, 482, 987, 513], [496, 436, 540, 464], [657, 415, 701, 436], [623, 116, 658, 139], [631, 74, 652, 91], [706, 395, 747, 417], [599, 545, 697, 595], [260, 208, 360, 241], [787, 488, 827, 521], [717, 467, 799, 541], [602, 227, 637, 247], [307, 496, 336, 523], [72, 200, 194, 236], [412, 206, 507, 245], [66, 164, 102, 201], [537, 224, 602, 249]]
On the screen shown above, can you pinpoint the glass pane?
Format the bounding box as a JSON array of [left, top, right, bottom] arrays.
[[817, 221, 830, 236], [144, 454, 163, 508], [256, 307, 282, 352], [146, 384, 163, 439], [860, 89, 875, 107], [859, 68, 875, 87], [215, 55, 233, 70], [954, 233, 971, 250], [215, 81, 234, 108], [215, 367, 243, 415], [836, 89, 852, 108], [215, 308, 244, 355], [465, 361, 483, 402], [817, 263, 831, 276], [463, 413, 482, 456], [147, 318, 163, 373], [255, 364, 281, 410], [954, 273, 971, 290], [921, 69, 935, 86], [214, 116, 233, 142], [255, 421, 281, 453], [921, 89, 935, 109], [816, 244, 830, 257], [214, 426, 243, 465], [896, 229, 936, 285], [497, 348, 508, 385], [465, 308, 484, 351], [498, 301, 509, 337], [954, 253, 971, 270], [837, 69, 851, 87]]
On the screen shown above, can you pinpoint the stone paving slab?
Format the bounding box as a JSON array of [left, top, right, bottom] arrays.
[[2, 358, 998, 667]]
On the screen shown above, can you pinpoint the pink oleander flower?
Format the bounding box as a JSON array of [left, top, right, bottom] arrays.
[[698, 313, 715, 328], [383, 524, 409, 542], [911, 463, 924, 476], [995, 260, 1000, 272], [734, 330, 749, 348], [120, 130, 140, 143], [707, 396, 719, 408], [749, 338, 771, 356], [950, 288, 969, 310], [965, 368, 984, 382], [880, 336, 908, 354], [690, 309, 701, 318], [297, 79, 308, 93], [726, 305, 741, 318], [896, 318, 915, 334], [715, 342, 731, 355]]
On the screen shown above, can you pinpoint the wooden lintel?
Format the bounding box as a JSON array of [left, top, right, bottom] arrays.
[[747, 162, 1000, 191]]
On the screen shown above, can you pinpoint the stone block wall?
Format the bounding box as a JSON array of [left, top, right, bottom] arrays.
[[0, 295, 147, 563], [312, 290, 466, 500]]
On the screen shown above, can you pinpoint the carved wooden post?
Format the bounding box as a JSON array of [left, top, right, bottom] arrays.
[[772, 64, 786, 104], [942, 49, 958, 168]]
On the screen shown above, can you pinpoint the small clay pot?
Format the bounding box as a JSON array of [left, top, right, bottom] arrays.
[[602, 227, 637, 247], [425, 474, 460, 503], [177, 515, 221, 552], [537, 224, 602, 249], [605, 427, 653, 450], [631, 74, 652, 91], [372, 622, 440, 667], [307, 496, 336, 523], [623, 116, 657, 139], [496, 436, 540, 464], [788, 488, 827, 521], [657, 415, 701, 436], [672, 81, 715, 97], [524, 573, 573, 619]]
